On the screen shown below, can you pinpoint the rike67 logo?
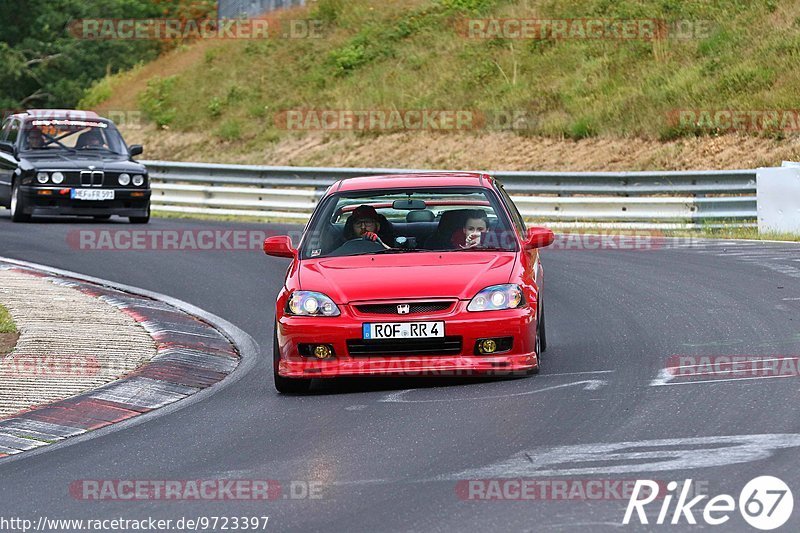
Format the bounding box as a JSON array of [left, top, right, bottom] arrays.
[[624, 476, 793, 530]]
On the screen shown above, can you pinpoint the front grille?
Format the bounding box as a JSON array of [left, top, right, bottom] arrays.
[[355, 301, 452, 315], [80, 171, 104, 187], [347, 336, 462, 356]]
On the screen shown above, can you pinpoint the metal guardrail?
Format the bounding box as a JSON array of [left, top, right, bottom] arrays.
[[141, 160, 757, 229]]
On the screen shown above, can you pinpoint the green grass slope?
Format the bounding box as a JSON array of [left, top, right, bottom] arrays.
[[83, 0, 800, 147]]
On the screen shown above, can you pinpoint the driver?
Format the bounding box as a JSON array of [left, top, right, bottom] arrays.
[[343, 205, 394, 247], [77, 129, 104, 149]]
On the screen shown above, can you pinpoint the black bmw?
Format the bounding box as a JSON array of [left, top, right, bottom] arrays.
[[0, 109, 151, 223]]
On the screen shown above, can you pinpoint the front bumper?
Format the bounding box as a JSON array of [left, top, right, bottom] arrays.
[[276, 302, 538, 379], [21, 186, 150, 217]]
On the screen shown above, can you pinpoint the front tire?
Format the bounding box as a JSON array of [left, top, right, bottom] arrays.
[[527, 302, 545, 376], [10, 181, 31, 223], [539, 299, 547, 353], [273, 326, 311, 393]]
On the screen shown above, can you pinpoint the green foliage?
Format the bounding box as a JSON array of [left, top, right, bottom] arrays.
[[438, 0, 497, 13], [0, 304, 16, 334], [82, 0, 800, 143], [207, 97, 224, 118], [0, 0, 213, 110], [313, 0, 346, 24], [568, 117, 596, 140], [139, 76, 177, 126], [79, 77, 115, 109], [216, 119, 241, 141]]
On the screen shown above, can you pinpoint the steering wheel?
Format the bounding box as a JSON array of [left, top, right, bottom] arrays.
[[329, 237, 385, 256]]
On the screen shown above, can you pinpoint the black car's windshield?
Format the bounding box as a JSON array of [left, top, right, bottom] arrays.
[[20, 118, 128, 155], [300, 187, 519, 259]]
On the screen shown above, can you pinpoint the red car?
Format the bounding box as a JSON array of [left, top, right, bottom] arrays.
[[263, 173, 554, 393]]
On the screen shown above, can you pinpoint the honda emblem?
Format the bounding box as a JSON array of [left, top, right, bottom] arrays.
[[397, 304, 410, 314]]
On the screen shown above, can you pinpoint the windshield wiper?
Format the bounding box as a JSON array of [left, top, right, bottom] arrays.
[[374, 248, 425, 254], [78, 147, 117, 154], [459, 246, 511, 252]]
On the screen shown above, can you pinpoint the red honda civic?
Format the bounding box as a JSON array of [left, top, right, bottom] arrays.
[[263, 172, 554, 393]]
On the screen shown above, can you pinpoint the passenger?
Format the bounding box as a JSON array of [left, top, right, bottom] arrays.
[[452, 210, 489, 249], [25, 128, 45, 150]]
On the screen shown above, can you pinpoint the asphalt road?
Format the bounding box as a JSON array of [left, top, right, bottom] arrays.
[[1, 213, 800, 532]]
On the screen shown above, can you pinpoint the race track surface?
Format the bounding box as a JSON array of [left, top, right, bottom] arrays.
[[1, 214, 799, 532]]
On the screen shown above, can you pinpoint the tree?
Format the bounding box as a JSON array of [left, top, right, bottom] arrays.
[[0, 0, 214, 110]]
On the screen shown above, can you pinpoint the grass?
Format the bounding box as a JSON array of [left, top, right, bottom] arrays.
[[81, 0, 800, 145], [0, 304, 16, 334]]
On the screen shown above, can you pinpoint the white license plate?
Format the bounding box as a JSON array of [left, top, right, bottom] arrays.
[[363, 321, 444, 339], [71, 189, 115, 201]]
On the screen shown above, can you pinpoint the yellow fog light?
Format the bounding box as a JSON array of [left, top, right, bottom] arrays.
[[314, 345, 333, 360], [480, 339, 497, 354]]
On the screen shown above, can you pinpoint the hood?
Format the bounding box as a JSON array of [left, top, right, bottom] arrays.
[[298, 252, 516, 303], [21, 153, 145, 173]]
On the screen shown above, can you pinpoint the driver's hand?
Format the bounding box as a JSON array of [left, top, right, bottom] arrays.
[[363, 232, 379, 242]]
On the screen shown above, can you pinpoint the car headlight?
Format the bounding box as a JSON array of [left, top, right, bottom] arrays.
[[51, 172, 65, 184], [287, 291, 340, 317], [467, 284, 525, 312], [118, 173, 131, 186], [36, 172, 49, 184], [132, 174, 144, 186]]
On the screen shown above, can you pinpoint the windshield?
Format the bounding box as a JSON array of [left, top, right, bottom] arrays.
[[20, 118, 128, 155], [300, 187, 518, 259]]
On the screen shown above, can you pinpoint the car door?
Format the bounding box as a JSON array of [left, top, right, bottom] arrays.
[[0, 119, 19, 204]]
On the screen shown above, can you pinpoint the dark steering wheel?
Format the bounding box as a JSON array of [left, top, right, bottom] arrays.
[[329, 237, 385, 256]]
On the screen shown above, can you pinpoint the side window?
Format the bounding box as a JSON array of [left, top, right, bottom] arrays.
[[0, 119, 11, 142], [497, 184, 526, 235], [6, 120, 20, 145]]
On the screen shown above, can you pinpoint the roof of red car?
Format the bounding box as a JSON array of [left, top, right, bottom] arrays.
[[333, 172, 494, 192]]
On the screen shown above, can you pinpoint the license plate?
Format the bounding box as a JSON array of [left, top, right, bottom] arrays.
[[363, 321, 444, 339], [71, 189, 114, 201]]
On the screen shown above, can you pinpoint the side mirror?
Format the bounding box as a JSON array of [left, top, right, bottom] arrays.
[[524, 227, 554, 249], [0, 141, 16, 156], [129, 145, 143, 157], [263, 236, 297, 258]]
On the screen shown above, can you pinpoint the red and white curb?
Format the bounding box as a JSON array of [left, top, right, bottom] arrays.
[[0, 261, 241, 458]]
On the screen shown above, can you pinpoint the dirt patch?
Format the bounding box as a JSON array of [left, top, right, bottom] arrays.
[[121, 126, 800, 171], [0, 332, 19, 357]]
